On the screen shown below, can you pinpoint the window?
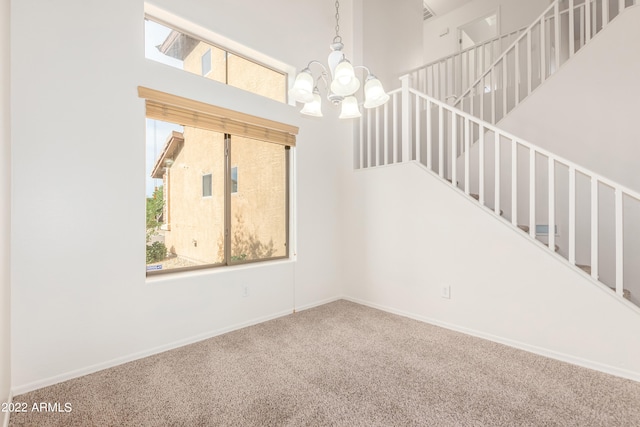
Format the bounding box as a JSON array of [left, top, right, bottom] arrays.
[[231, 166, 238, 194], [202, 173, 212, 197], [140, 87, 298, 274], [201, 49, 212, 76], [144, 17, 287, 103]]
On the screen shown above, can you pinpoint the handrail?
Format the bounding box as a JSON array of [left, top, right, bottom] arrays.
[[405, 26, 528, 75], [356, 80, 639, 307], [409, 89, 640, 200], [453, 0, 636, 122], [452, 0, 558, 107], [405, 26, 527, 102]]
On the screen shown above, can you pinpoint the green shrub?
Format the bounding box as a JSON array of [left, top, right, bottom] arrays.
[[146, 241, 167, 264]]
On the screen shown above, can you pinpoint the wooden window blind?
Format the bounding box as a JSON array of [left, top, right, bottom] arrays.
[[138, 86, 298, 147]]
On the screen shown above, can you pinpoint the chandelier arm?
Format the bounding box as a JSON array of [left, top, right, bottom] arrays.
[[306, 60, 329, 76], [353, 65, 372, 78], [314, 74, 330, 92]]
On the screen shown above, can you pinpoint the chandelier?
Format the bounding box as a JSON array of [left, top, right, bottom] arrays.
[[288, 0, 390, 119]]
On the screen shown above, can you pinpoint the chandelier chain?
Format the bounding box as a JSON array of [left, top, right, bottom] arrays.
[[334, 0, 342, 43]]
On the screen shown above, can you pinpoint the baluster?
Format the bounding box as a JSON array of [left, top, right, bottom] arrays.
[[438, 62, 443, 101], [615, 188, 624, 296], [529, 149, 536, 238], [427, 65, 436, 98], [619, 0, 625, 15], [464, 118, 470, 194], [401, 76, 411, 162], [375, 107, 381, 166], [569, 0, 575, 57], [585, 0, 592, 42], [452, 113, 457, 187], [502, 59, 507, 117], [445, 60, 449, 101], [359, 111, 364, 169], [426, 99, 432, 170], [480, 77, 485, 122], [511, 141, 518, 226], [591, 178, 599, 279], [554, 1, 561, 70], [579, 4, 585, 50], [569, 166, 576, 264], [602, 0, 609, 27], [495, 132, 501, 216], [527, 32, 532, 96], [541, 16, 547, 82], [479, 127, 485, 205], [438, 105, 444, 178], [384, 101, 389, 165], [548, 157, 556, 252], [491, 68, 496, 124], [515, 43, 520, 106], [367, 108, 372, 167], [415, 96, 421, 163], [393, 93, 398, 164]]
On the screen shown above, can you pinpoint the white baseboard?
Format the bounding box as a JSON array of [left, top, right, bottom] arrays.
[[294, 295, 342, 313], [2, 391, 12, 427], [343, 296, 640, 383], [12, 307, 296, 396]]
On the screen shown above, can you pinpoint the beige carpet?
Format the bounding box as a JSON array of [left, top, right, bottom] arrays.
[[9, 300, 640, 426]]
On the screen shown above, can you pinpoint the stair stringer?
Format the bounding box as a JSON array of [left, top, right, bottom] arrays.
[[343, 161, 640, 380]]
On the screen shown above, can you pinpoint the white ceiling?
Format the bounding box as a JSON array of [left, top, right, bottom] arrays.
[[424, 0, 474, 18]]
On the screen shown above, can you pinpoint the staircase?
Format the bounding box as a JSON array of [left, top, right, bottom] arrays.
[[453, 0, 637, 123], [355, 0, 639, 309]]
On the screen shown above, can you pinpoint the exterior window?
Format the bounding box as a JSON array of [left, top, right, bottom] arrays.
[[201, 49, 212, 76], [202, 173, 212, 197], [231, 166, 238, 194], [144, 112, 293, 275], [144, 17, 286, 103]]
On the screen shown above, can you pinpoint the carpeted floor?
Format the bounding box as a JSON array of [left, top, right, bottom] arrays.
[[9, 300, 640, 426]]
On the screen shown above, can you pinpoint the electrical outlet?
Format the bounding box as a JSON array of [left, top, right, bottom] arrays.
[[243, 286, 249, 297], [441, 284, 451, 299]]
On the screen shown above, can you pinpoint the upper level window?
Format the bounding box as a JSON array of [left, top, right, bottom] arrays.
[[201, 49, 212, 76], [144, 17, 287, 103], [231, 166, 238, 194], [202, 173, 212, 197]]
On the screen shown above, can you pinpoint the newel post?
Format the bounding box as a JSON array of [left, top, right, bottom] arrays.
[[399, 74, 412, 162]]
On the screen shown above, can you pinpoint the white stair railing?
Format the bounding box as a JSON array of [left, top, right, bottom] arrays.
[[453, 0, 637, 124], [407, 26, 527, 102], [356, 79, 639, 308]]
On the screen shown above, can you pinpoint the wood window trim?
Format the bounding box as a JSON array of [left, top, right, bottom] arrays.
[[138, 86, 298, 147]]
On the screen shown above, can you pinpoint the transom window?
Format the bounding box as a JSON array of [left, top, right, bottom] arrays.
[[144, 17, 287, 103]]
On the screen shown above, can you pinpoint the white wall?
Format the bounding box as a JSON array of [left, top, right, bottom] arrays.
[[357, 0, 424, 90], [342, 162, 640, 380], [10, 0, 348, 392], [1, 0, 11, 419], [423, 0, 549, 64]]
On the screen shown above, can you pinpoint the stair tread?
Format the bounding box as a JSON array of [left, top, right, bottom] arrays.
[[576, 265, 631, 300]]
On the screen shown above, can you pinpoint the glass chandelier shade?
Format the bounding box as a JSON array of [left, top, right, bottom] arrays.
[[330, 60, 360, 96], [300, 89, 323, 117], [363, 76, 390, 109], [288, 69, 315, 104], [339, 96, 362, 119]]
